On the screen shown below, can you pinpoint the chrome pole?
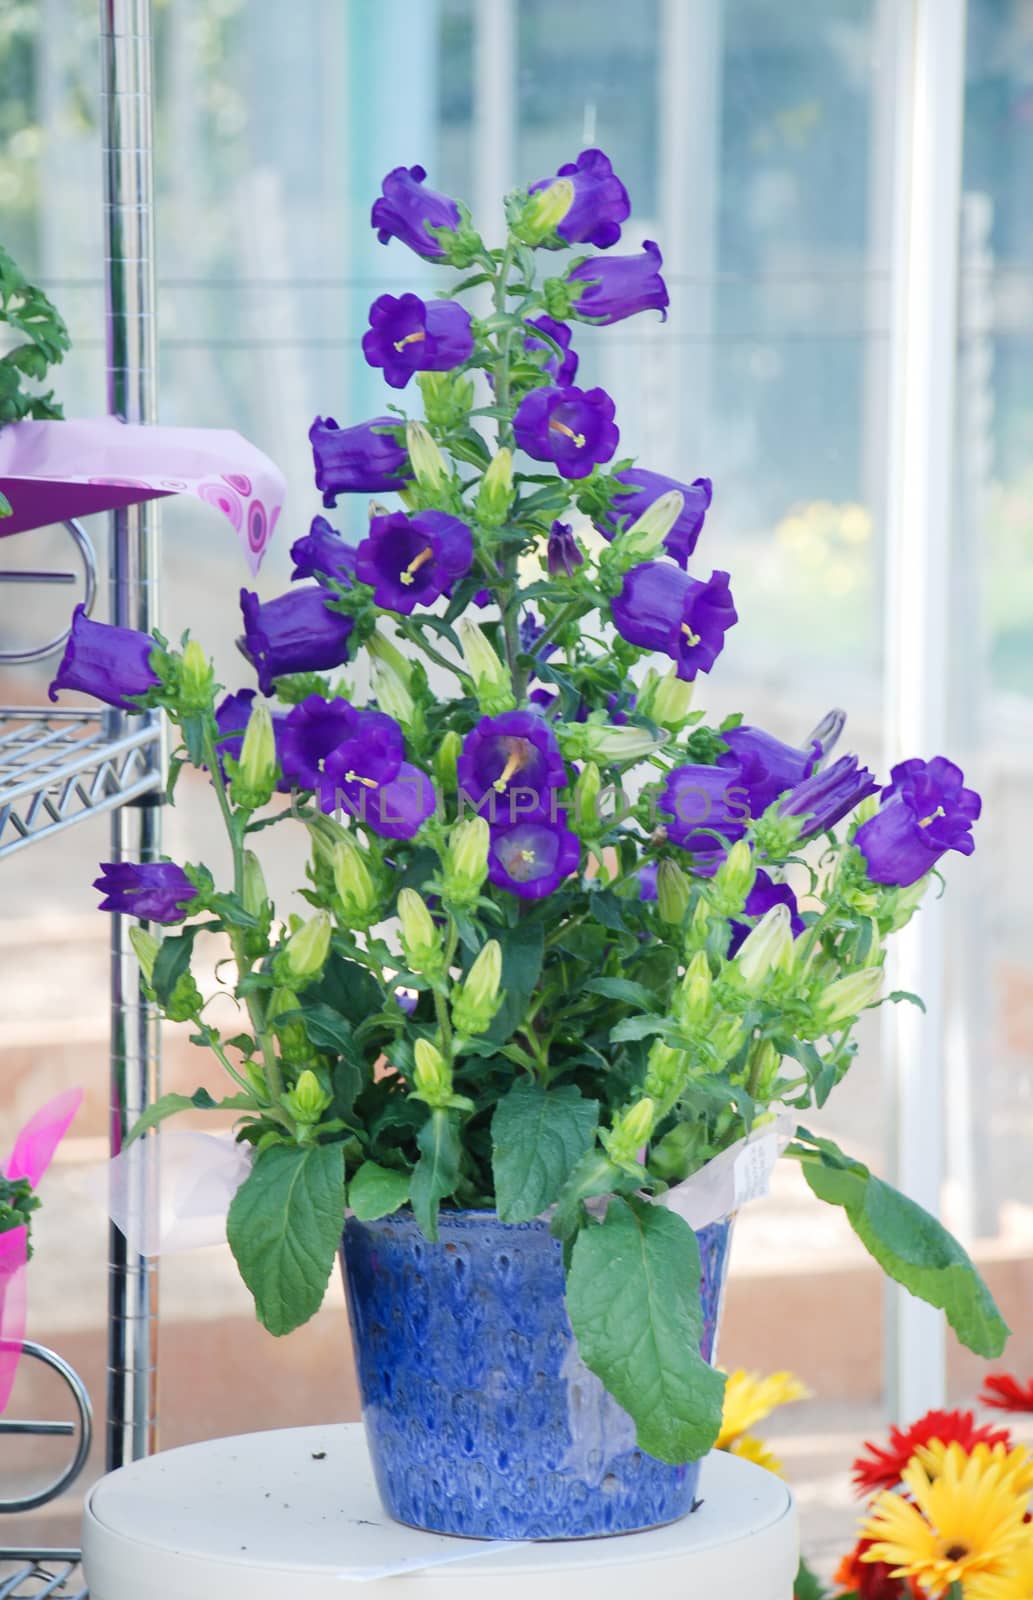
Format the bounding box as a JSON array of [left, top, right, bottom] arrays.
[[100, 0, 162, 1469]]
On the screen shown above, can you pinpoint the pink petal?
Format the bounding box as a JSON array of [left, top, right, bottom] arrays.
[[0, 1225, 28, 1416], [5, 1087, 84, 1186]]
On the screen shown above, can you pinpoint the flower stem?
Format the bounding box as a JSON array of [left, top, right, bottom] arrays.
[[396, 617, 474, 690], [491, 237, 529, 705]]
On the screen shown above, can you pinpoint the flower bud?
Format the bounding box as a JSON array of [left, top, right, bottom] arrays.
[[282, 1067, 331, 1126], [458, 619, 516, 715], [241, 850, 270, 920], [708, 1016, 744, 1066], [684, 896, 712, 952], [434, 729, 462, 793], [129, 926, 160, 985], [709, 839, 757, 917], [603, 1097, 657, 1168], [366, 630, 413, 686], [515, 176, 575, 246], [267, 986, 311, 1068], [443, 815, 490, 907], [474, 448, 514, 529], [417, 370, 475, 431], [642, 1041, 689, 1107], [746, 1039, 781, 1100], [573, 761, 602, 836], [280, 910, 331, 984], [229, 697, 278, 810], [178, 638, 215, 713], [451, 940, 503, 1035], [734, 903, 794, 990], [880, 877, 929, 934], [619, 490, 685, 563], [641, 667, 694, 730], [398, 888, 442, 973], [370, 651, 415, 725], [405, 421, 448, 491], [333, 836, 379, 927], [818, 968, 884, 1028], [656, 860, 691, 926], [559, 720, 663, 765], [166, 969, 204, 1024], [412, 1037, 453, 1108], [674, 950, 711, 1026]]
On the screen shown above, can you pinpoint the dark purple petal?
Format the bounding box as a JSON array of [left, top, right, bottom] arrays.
[[598, 469, 713, 569], [547, 520, 584, 578], [279, 694, 359, 791], [719, 725, 820, 816], [659, 764, 750, 856], [529, 148, 631, 250], [854, 756, 980, 886], [611, 562, 736, 680], [371, 164, 461, 259], [48, 603, 160, 712], [309, 415, 410, 506], [93, 861, 197, 924], [290, 516, 359, 586], [320, 757, 436, 841], [355, 509, 474, 615], [487, 811, 581, 899], [457, 711, 568, 816], [567, 240, 669, 325], [318, 708, 406, 813], [361, 294, 474, 390], [238, 587, 353, 696], [780, 754, 879, 839], [637, 862, 659, 901], [512, 385, 619, 480], [727, 869, 805, 957], [524, 315, 579, 386]]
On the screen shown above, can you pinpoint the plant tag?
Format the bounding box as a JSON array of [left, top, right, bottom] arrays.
[[733, 1130, 780, 1208]]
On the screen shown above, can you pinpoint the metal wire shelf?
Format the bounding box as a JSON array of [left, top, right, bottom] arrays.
[[0, 1554, 87, 1600], [0, 710, 161, 858]]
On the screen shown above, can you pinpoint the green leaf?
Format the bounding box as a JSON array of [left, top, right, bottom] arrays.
[[610, 1015, 668, 1043], [491, 1082, 599, 1222], [409, 1108, 461, 1241], [566, 1196, 726, 1463], [127, 1089, 257, 1142], [311, 954, 382, 1025], [887, 989, 926, 1012], [348, 1160, 410, 1220], [151, 928, 199, 1008], [299, 1003, 354, 1055], [792, 1130, 1009, 1358], [583, 976, 662, 1011], [227, 1142, 345, 1336], [486, 921, 545, 1043], [794, 1556, 831, 1600], [588, 888, 628, 932]]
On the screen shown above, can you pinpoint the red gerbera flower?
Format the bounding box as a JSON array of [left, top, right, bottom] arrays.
[[980, 1373, 1033, 1413], [833, 1537, 923, 1598], [851, 1409, 1012, 1496]]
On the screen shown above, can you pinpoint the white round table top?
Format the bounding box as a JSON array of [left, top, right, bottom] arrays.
[[82, 1423, 798, 1600]]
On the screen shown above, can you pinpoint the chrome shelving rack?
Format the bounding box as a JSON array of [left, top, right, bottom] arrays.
[[1, 3, 162, 1593]]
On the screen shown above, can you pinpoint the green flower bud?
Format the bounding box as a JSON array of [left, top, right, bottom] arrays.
[[406, 420, 448, 491], [709, 839, 757, 917], [603, 1097, 657, 1168], [817, 968, 884, 1028], [458, 619, 516, 714], [369, 651, 416, 725], [166, 969, 204, 1024], [642, 1040, 691, 1109], [443, 815, 490, 907], [417, 370, 475, 431], [620, 490, 685, 563], [656, 860, 692, 925], [746, 1039, 781, 1100], [674, 950, 711, 1026], [734, 903, 794, 990], [642, 667, 694, 730], [558, 720, 663, 764], [850, 793, 880, 831], [229, 697, 278, 810], [684, 896, 712, 952], [412, 1037, 452, 1108], [708, 1015, 745, 1066], [241, 850, 270, 920], [474, 448, 514, 529], [267, 986, 312, 1068], [879, 876, 929, 933], [333, 836, 379, 927], [451, 940, 503, 1035], [398, 888, 442, 973], [573, 761, 602, 837], [282, 1067, 331, 1126], [434, 729, 462, 794], [178, 638, 215, 714], [366, 630, 413, 686], [129, 926, 160, 985], [280, 910, 331, 985], [513, 176, 575, 247]]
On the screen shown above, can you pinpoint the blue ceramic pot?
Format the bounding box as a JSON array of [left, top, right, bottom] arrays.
[[341, 1208, 732, 1540]]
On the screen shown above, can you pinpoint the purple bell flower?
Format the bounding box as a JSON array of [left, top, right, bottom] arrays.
[[719, 724, 826, 816], [358, 763, 438, 840], [362, 293, 474, 390], [279, 694, 362, 792], [566, 240, 669, 325], [524, 315, 579, 386], [309, 415, 410, 507], [854, 757, 980, 887], [547, 520, 584, 578], [355, 509, 474, 615], [48, 603, 160, 713], [611, 562, 736, 680], [458, 710, 568, 821], [488, 810, 581, 900], [319, 717, 435, 840], [727, 870, 805, 958], [290, 516, 358, 587], [371, 165, 461, 259], [659, 764, 750, 856], [238, 587, 354, 696], [780, 754, 879, 839], [528, 149, 631, 250], [94, 860, 197, 924], [598, 469, 713, 569], [513, 385, 619, 480], [637, 861, 659, 901], [213, 687, 289, 791]]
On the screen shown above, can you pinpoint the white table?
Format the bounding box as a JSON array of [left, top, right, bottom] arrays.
[[82, 1423, 798, 1600]]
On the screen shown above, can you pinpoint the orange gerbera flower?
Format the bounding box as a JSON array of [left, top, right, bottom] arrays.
[[852, 1409, 1012, 1497]]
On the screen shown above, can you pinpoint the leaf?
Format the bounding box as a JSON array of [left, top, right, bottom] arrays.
[[151, 928, 199, 1008], [299, 1003, 354, 1055], [409, 1109, 461, 1241], [566, 1196, 726, 1463], [127, 1090, 257, 1142], [794, 1557, 831, 1600], [227, 1142, 345, 1336], [348, 1160, 410, 1220], [583, 976, 662, 1012], [588, 888, 628, 932], [310, 954, 382, 1026], [486, 921, 545, 1043], [491, 1082, 599, 1222], [610, 1015, 668, 1043], [331, 1057, 363, 1121], [887, 989, 927, 1012], [792, 1130, 1009, 1358]]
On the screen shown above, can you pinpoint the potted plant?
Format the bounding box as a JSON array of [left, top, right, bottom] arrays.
[[50, 149, 1004, 1540]]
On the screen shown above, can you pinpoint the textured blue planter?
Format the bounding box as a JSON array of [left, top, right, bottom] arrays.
[[341, 1208, 732, 1540]]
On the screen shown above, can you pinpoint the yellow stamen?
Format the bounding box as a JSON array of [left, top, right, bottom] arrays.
[[681, 622, 701, 647], [345, 771, 379, 789], [519, 849, 536, 864], [549, 419, 586, 449], [492, 750, 524, 793], [400, 546, 434, 586], [393, 329, 427, 352], [918, 805, 946, 828]]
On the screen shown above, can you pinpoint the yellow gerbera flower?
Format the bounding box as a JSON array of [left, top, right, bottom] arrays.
[[974, 1529, 1033, 1600], [915, 1438, 1033, 1498], [727, 1432, 785, 1477], [716, 1368, 810, 1450], [861, 1440, 1030, 1598]]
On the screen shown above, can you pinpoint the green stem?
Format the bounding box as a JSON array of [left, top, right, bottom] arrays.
[[530, 598, 590, 658], [434, 918, 460, 1063], [491, 239, 529, 705], [397, 617, 474, 690]]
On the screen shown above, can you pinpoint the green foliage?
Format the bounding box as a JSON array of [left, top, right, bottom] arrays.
[[0, 244, 69, 424], [0, 1174, 40, 1255], [348, 1160, 411, 1220], [490, 1081, 598, 1221], [227, 1143, 345, 1336]]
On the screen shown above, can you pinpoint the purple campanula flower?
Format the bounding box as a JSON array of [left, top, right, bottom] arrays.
[[488, 810, 581, 900], [309, 415, 410, 507], [48, 603, 160, 712], [566, 240, 669, 325], [290, 516, 358, 586], [854, 757, 980, 887], [524, 315, 579, 386], [458, 710, 567, 820], [780, 754, 879, 839], [279, 694, 363, 792], [528, 149, 631, 250], [362, 294, 474, 390], [318, 707, 406, 813], [727, 870, 805, 958], [238, 586, 354, 696], [371, 165, 461, 259], [513, 385, 619, 480], [611, 562, 736, 680], [719, 725, 822, 816], [213, 687, 289, 791], [355, 509, 473, 615], [659, 763, 750, 856], [547, 520, 584, 578], [598, 469, 713, 569], [360, 763, 438, 840], [93, 861, 197, 924], [637, 861, 659, 901]]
